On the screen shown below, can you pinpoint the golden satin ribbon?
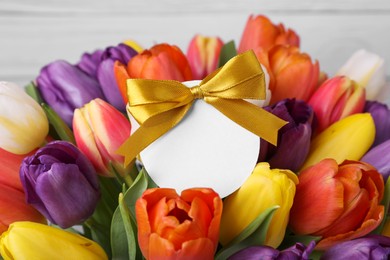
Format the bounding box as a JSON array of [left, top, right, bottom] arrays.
[[117, 51, 287, 166]]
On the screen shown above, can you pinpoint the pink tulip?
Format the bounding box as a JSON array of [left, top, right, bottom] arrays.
[[73, 98, 131, 176], [308, 76, 365, 132], [186, 35, 224, 79]]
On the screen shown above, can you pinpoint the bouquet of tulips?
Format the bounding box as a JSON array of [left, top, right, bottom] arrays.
[[1, 14, 390, 260]]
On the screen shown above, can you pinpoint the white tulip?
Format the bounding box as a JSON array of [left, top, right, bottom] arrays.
[[337, 49, 386, 100], [0, 81, 49, 154]]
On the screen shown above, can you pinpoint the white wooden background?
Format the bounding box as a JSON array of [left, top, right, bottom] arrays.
[[1, 0, 389, 87]]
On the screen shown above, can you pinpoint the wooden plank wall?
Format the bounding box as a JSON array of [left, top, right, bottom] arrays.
[[1, 0, 389, 87]]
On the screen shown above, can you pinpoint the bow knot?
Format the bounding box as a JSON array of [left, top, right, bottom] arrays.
[[117, 51, 287, 166], [190, 85, 204, 99]]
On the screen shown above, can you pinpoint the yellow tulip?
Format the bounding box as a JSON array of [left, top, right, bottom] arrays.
[[219, 162, 298, 248], [300, 113, 375, 171], [0, 82, 49, 154], [0, 222, 108, 260]]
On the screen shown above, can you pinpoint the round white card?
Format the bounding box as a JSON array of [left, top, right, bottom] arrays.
[[135, 80, 261, 198]]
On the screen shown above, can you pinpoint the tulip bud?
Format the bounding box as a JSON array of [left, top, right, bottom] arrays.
[[361, 139, 390, 181], [301, 113, 375, 171], [0, 222, 108, 259], [186, 34, 223, 79], [257, 45, 319, 104], [308, 76, 366, 132], [364, 101, 390, 147], [220, 162, 298, 248], [36, 60, 105, 126], [73, 98, 131, 177], [0, 81, 49, 154], [259, 99, 314, 172], [19, 141, 100, 228], [136, 188, 222, 260], [229, 241, 316, 260], [337, 49, 386, 100], [238, 14, 300, 54], [321, 235, 390, 259], [78, 43, 138, 111], [290, 159, 384, 250]]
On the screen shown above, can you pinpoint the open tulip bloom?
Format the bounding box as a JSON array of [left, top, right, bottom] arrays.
[[2, 13, 390, 260]]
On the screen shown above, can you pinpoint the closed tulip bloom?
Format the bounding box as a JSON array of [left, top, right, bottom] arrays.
[[362, 139, 390, 181], [238, 14, 300, 54], [259, 98, 313, 172], [321, 235, 390, 260], [364, 101, 390, 147], [0, 81, 49, 154], [229, 241, 315, 260], [308, 76, 366, 132], [186, 34, 223, 79], [220, 162, 298, 248], [257, 45, 319, 104], [136, 188, 222, 260], [0, 221, 108, 260], [337, 49, 386, 100], [19, 141, 100, 228], [114, 43, 193, 103], [73, 98, 131, 177], [36, 60, 105, 126], [290, 159, 384, 250], [78, 43, 138, 110], [301, 113, 375, 170]]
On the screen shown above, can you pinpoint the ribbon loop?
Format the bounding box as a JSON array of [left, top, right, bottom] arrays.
[[117, 51, 287, 166]]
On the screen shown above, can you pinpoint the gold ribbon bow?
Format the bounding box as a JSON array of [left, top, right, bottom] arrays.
[[117, 51, 287, 166]]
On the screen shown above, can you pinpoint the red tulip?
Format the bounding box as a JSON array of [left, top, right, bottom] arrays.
[[257, 45, 319, 105], [0, 148, 46, 233], [136, 188, 222, 260], [114, 43, 192, 103], [186, 35, 223, 79], [289, 159, 384, 250], [238, 14, 300, 54], [308, 76, 365, 132]]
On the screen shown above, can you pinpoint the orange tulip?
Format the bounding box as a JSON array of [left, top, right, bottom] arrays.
[[238, 14, 300, 54], [114, 43, 193, 103], [136, 188, 222, 260], [257, 45, 320, 104], [186, 34, 223, 79], [308, 76, 366, 132], [289, 159, 384, 250], [0, 148, 46, 233]]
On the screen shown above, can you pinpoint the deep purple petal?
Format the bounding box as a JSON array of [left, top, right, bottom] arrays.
[[321, 235, 390, 260], [364, 101, 390, 147], [102, 43, 138, 63], [77, 49, 104, 77], [97, 59, 126, 111], [36, 60, 104, 125], [35, 163, 99, 228], [361, 139, 390, 181]]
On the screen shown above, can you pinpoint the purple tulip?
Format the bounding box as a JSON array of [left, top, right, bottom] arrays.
[[364, 101, 390, 148], [361, 139, 390, 181], [258, 98, 314, 171], [77, 43, 138, 110], [321, 235, 390, 259], [19, 141, 100, 228], [36, 60, 105, 126], [229, 241, 316, 260]]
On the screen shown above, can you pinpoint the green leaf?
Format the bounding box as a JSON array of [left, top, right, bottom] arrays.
[[373, 177, 390, 234], [24, 81, 44, 104], [218, 40, 237, 67], [215, 206, 279, 260], [119, 193, 139, 260], [41, 103, 75, 144]]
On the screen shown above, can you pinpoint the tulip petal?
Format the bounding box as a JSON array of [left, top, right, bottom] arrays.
[[113, 61, 130, 103]]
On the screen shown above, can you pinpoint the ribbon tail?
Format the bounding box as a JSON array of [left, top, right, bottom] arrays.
[[209, 98, 288, 146], [117, 105, 192, 167]]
